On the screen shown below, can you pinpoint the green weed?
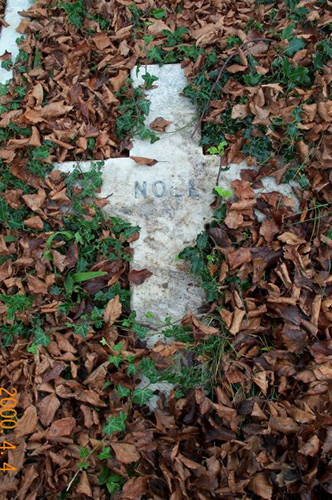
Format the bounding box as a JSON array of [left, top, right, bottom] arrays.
[[207, 141, 228, 157], [116, 82, 159, 144], [60, 0, 110, 31], [0, 294, 33, 322]]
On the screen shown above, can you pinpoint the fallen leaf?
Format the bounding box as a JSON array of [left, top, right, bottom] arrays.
[[129, 269, 153, 285], [38, 394, 61, 427], [15, 406, 38, 438], [227, 248, 252, 269], [225, 210, 244, 229], [103, 295, 122, 325], [24, 214, 43, 231], [231, 104, 249, 120], [150, 116, 172, 131], [46, 417, 76, 440], [299, 435, 320, 456], [77, 472, 92, 497], [278, 232, 306, 245], [111, 442, 140, 464], [92, 32, 111, 50], [260, 219, 279, 242], [249, 472, 273, 500], [22, 189, 46, 211], [27, 275, 49, 295], [270, 416, 300, 434], [51, 250, 68, 273], [40, 102, 73, 120], [130, 156, 158, 166], [121, 477, 147, 499], [31, 83, 44, 106], [110, 70, 128, 92], [322, 427, 332, 455]]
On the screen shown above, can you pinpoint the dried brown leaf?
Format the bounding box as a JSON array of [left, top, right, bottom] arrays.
[[46, 417, 76, 440], [103, 295, 122, 325], [128, 268, 153, 285], [111, 442, 140, 464], [15, 406, 38, 438], [249, 472, 273, 500], [150, 116, 172, 131], [130, 156, 158, 166]]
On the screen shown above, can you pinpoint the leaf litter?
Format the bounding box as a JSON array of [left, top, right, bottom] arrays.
[[0, 0, 331, 499]]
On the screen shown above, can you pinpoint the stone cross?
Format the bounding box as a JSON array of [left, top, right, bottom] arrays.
[[57, 64, 221, 324]]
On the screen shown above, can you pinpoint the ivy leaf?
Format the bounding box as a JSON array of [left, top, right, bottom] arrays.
[[0, 83, 9, 96], [281, 58, 309, 84], [196, 232, 208, 250], [132, 387, 154, 405], [34, 326, 50, 347], [138, 358, 159, 382], [102, 412, 127, 436], [109, 355, 122, 368], [117, 385, 131, 398], [27, 343, 38, 355], [97, 447, 112, 460], [127, 363, 138, 376], [142, 72, 159, 90], [138, 100, 150, 115], [106, 474, 125, 495], [281, 23, 294, 40], [64, 274, 74, 294], [151, 8, 166, 19], [77, 461, 89, 470], [284, 37, 306, 56], [98, 466, 110, 485], [79, 446, 89, 459]]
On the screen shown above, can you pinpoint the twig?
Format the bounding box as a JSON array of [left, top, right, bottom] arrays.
[[191, 38, 273, 138], [67, 437, 107, 492]]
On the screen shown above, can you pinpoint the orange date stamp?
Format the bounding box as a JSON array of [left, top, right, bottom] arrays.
[[0, 387, 18, 473]]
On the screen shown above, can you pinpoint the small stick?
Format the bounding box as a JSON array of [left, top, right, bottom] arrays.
[[67, 437, 107, 492]]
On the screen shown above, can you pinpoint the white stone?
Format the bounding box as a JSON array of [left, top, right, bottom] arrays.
[[0, 0, 32, 85], [136, 375, 174, 412]]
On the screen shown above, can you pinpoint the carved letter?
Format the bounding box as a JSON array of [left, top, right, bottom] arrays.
[[152, 181, 167, 198], [188, 179, 199, 199], [135, 181, 147, 199], [170, 185, 182, 198]]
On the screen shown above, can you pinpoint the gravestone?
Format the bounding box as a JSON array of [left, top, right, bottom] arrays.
[[56, 64, 221, 325], [56, 63, 299, 325]]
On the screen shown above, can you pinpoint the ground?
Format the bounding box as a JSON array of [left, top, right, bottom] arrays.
[[0, 1, 331, 499]]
